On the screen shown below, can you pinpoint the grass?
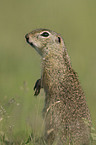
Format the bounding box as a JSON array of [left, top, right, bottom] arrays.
[[0, 81, 45, 145]]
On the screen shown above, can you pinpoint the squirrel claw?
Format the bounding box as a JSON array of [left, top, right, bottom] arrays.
[[34, 79, 41, 96]]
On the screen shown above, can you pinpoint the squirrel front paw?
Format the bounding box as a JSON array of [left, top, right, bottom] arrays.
[[34, 79, 41, 96]]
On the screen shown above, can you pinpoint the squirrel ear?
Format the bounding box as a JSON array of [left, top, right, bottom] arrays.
[[55, 36, 61, 44], [58, 37, 61, 43]]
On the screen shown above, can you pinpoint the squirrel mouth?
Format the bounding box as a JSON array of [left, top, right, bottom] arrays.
[[25, 35, 35, 48], [25, 34, 41, 55], [29, 42, 34, 47]]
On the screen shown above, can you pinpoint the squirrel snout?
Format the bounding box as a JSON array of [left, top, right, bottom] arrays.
[[25, 34, 29, 43]]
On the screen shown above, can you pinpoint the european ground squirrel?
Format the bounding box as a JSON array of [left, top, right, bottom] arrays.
[[25, 29, 92, 145]]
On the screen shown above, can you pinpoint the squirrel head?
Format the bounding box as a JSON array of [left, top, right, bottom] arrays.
[[25, 29, 65, 58]]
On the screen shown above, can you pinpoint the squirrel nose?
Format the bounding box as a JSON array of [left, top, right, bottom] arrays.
[[25, 34, 29, 42]]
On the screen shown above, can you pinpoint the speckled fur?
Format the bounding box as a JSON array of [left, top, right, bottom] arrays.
[[25, 29, 92, 145]]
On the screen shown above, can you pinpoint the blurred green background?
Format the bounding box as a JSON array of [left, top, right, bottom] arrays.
[[0, 0, 96, 144]]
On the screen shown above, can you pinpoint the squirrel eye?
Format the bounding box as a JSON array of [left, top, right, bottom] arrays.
[[41, 32, 49, 37]]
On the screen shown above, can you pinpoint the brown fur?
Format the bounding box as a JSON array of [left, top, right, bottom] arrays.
[[25, 29, 92, 145]]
